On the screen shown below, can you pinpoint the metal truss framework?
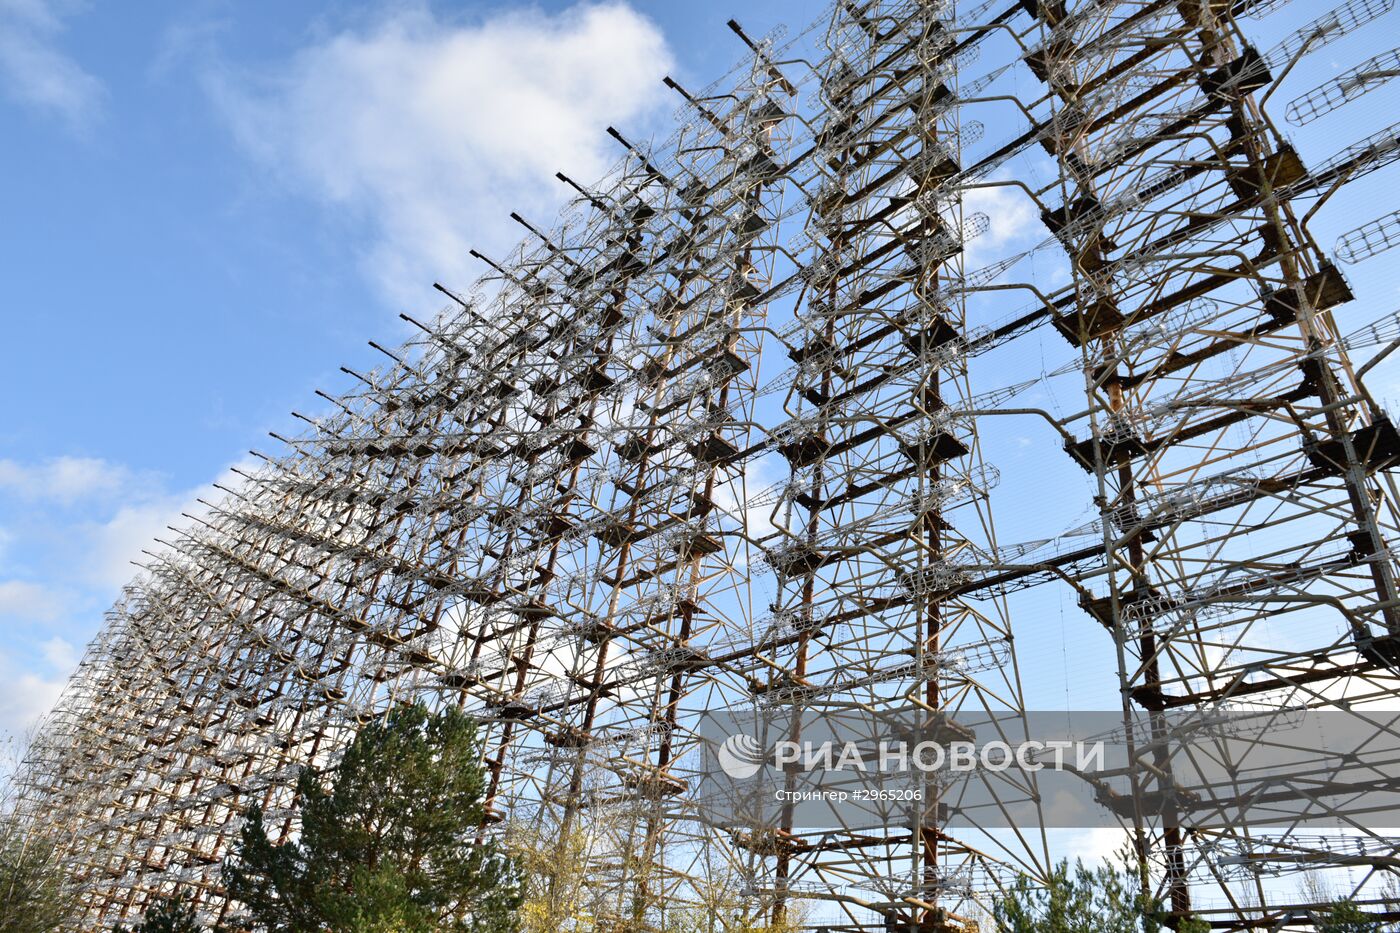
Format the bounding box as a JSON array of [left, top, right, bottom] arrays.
[[19, 0, 1400, 929]]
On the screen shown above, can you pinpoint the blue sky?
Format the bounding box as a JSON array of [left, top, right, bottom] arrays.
[[4, 0, 1400, 756], [0, 0, 819, 734], [5, 0, 1400, 885]]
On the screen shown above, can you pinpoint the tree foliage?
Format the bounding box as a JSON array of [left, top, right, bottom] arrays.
[[115, 894, 204, 933], [1316, 898, 1387, 933], [0, 821, 76, 933], [508, 800, 802, 933], [0, 730, 77, 933], [222, 703, 521, 932], [991, 856, 1208, 933]]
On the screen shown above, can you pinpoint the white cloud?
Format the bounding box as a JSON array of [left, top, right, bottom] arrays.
[[77, 457, 256, 590], [1051, 826, 1131, 864], [962, 179, 1041, 270], [39, 635, 76, 672], [0, 580, 67, 621], [0, 455, 140, 504], [0, 660, 68, 741], [0, 454, 248, 598], [0, 455, 250, 736], [79, 490, 196, 589], [0, 0, 103, 132], [211, 1, 674, 306], [0, 635, 74, 743]]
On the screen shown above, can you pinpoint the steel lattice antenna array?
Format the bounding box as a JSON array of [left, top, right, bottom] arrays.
[[18, 0, 1400, 929]]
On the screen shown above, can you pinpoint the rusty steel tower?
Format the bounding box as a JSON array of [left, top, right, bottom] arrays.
[[18, 0, 1400, 929]]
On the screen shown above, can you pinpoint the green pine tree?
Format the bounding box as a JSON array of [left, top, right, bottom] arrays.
[[1316, 899, 1385, 933], [115, 894, 204, 933], [991, 856, 1209, 933], [0, 821, 76, 933], [222, 703, 521, 933]]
